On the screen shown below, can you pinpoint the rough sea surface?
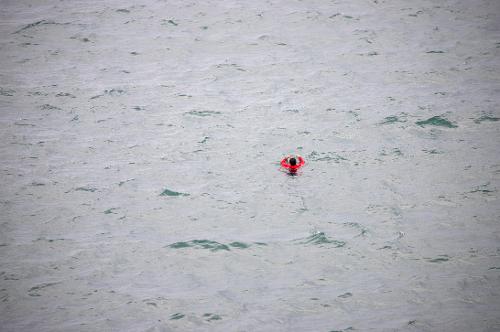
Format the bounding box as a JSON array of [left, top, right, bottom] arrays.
[[1, 0, 500, 331]]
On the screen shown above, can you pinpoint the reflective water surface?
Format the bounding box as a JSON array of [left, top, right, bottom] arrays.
[[1, 0, 499, 331]]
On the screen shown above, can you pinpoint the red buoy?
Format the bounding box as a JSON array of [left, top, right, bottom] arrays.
[[281, 155, 305, 172]]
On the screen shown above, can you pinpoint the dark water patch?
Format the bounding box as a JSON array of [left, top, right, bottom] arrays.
[[422, 149, 443, 154], [299, 232, 346, 248], [36, 237, 65, 243], [199, 136, 209, 144], [408, 320, 417, 325], [14, 122, 35, 127], [132, 106, 145, 111], [56, 92, 75, 98], [103, 208, 118, 214], [28, 282, 60, 296], [216, 63, 245, 71], [185, 110, 221, 117], [162, 19, 178, 26], [40, 104, 62, 111], [14, 20, 69, 34], [0, 87, 15, 96], [426, 255, 450, 263], [69, 35, 91, 42], [28, 91, 48, 97], [229, 242, 250, 249], [408, 10, 424, 17], [191, 240, 229, 251], [380, 115, 406, 125], [469, 188, 495, 194], [474, 115, 499, 124], [13, 20, 48, 34], [116, 8, 130, 13], [329, 328, 354, 332], [426, 50, 445, 54], [489, 267, 500, 270], [348, 110, 360, 119], [75, 187, 97, 192], [343, 222, 369, 237], [254, 242, 267, 246], [380, 148, 403, 157], [170, 313, 185, 320], [168, 242, 191, 249], [118, 178, 135, 186], [359, 51, 378, 56], [130, 51, 139, 55], [416, 116, 457, 128], [167, 240, 230, 252], [31, 182, 45, 186], [200, 26, 208, 30], [104, 89, 125, 96], [90, 89, 124, 99], [470, 188, 494, 193], [434, 91, 447, 95], [0, 290, 8, 303], [203, 313, 222, 321], [468, 183, 496, 195], [284, 109, 300, 113], [338, 292, 352, 298], [160, 188, 189, 197], [2, 272, 19, 281], [308, 151, 347, 163]]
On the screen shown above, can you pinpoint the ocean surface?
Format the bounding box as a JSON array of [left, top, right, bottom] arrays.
[[1, 0, 499, 331]]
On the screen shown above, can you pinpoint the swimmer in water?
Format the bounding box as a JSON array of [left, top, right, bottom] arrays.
[[281, 155, 305, 173]]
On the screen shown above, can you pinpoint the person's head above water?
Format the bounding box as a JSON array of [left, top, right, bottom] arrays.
[[280, 154, 305, 172]]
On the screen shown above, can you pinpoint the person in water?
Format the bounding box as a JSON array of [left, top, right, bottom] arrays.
[[281, 155, 305, 173]]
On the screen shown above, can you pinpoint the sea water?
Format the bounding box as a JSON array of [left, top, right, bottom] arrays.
[[0, 0, 499, 331]]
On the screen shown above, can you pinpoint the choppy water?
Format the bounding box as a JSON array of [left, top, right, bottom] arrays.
[[1, 0, 500, 331]]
